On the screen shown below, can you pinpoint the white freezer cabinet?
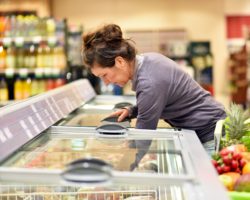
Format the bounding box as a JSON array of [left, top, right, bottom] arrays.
[[0, 79, 229, 200]]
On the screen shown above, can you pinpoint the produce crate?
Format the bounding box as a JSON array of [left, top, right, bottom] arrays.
[[214, 120, 250, 200]]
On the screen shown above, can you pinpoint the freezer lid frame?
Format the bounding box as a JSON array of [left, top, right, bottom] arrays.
[[0, 126, 229, 200], [50, 126, 229, 200], [1, 126, 195, 178], [45, 126, 213, 184], [48, 126, 222, 182], [0, 182, 201, 200]]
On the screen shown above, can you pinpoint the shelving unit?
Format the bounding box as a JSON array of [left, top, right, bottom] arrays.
[[0, 14, 68, 101]]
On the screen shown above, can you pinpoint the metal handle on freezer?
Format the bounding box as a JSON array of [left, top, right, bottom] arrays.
[[113, 102, 133, 109], [96, 124, 128, 138], [214, 119, 225, 153], [61, 158, 113, 184]]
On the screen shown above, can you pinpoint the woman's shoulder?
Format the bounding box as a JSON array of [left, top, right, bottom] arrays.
[[139, 52, 178, 75], [136, 53, 175, 87], [142, 52, 166, 59], [141, 52, 176, 67]]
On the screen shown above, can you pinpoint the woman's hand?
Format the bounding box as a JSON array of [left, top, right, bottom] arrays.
[[109, 108, 130, 122]]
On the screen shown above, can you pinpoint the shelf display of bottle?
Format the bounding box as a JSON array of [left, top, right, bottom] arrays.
[[0, 68, 65, 101], [0, 39, 66, 71], [0, 14, 65, 39], [0, 14, 67, 102]]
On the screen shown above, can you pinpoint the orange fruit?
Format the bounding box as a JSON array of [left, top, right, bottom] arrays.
[[221, 172, 241, 190], [242, 162, 250, 174], [219, 174, 234, 191], [223, 172, 241, 183], [242, 152, 250, 162]]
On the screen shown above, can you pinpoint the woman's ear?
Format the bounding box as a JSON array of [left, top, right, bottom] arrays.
[[115, 56, 126, 69]]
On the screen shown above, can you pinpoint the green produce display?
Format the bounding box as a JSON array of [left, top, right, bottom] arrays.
[[211, 103, 250, 200]]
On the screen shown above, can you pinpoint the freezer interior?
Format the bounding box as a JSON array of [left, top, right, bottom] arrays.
[[81, 95, 136, 109], [56, 94, 170, 128], [58, 111, 171, 128], [2, 131, 186, 175], [75, 95, 136, 113]]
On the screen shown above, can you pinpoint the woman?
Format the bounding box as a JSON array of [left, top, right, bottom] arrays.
[[81, 24, 226, 155]]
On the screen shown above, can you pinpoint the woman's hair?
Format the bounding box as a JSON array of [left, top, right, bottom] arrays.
[[82, 24, 136, 68]]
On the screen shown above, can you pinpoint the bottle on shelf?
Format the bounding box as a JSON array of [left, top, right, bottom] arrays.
[[39, 73, 46, 94], [0, 41, 6, 69], [14, 74, 23, 100], [28, 15, 37, 37], [44, 42, 53, 69], [22, 42, 36, 69], [23, 43, 30, 69], [0, 76, 9, 101], [5, 42, 16, 69], [15, 15, 24, 37], [0, 16, 6, 38], [28, 43, 37, 69], [46, 18, 56, 37], [9, 16, 17, 37], [31, 68, 43, 96], [54, 71, 65, 88], [4, 16, 10, 37], [54, 45, 66, 70], [23, 75, 31, 99], [36, 41, 46, 68], [44, 68, 54, 91], [15, 42, 25, 69], [14, 69, 30, 100], [5, 68, 15, 100]]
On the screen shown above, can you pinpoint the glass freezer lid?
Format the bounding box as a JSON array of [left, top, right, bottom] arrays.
[[2, 133, 188, 176], [0, 182, 196, 200]]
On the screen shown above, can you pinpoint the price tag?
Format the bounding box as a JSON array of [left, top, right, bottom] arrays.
[[0, 131, 7, 143], [28, 116, 40, 133], [3, 128, 13, 139], [20, 120, 33, 139]]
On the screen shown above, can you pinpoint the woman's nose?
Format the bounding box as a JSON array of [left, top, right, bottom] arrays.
[[103, 78, 110, 85]]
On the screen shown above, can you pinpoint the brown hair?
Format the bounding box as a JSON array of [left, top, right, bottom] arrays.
[[82, 24, 136, 68]]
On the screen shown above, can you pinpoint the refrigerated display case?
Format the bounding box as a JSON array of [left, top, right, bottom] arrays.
[[54, 78, 169, 128], [54, 83, 138, 127], [0, 79, 229, 200]]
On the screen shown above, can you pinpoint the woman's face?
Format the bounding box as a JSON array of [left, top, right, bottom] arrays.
[[91, 57, 133, 87]]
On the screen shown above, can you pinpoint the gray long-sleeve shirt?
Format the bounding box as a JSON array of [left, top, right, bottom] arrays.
[[131, 52, 226, 143]]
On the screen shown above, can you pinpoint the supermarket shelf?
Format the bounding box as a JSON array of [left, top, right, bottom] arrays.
[[0, 36, 59, 45], [0, 68, 66, 76]]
